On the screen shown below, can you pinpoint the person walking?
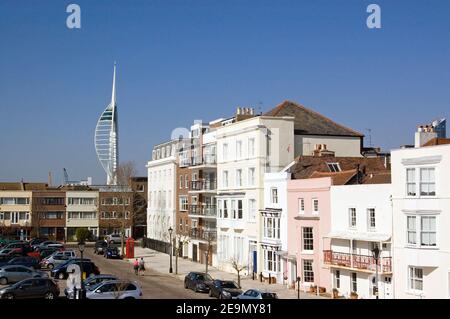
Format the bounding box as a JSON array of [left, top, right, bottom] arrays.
[[138, 257, 145, 276], [133, 258, 139, 275]]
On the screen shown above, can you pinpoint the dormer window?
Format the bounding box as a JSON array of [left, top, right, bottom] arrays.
[[327, 163, 341, 172]]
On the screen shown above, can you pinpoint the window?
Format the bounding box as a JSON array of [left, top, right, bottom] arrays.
[[180, 176, 183, 189], [223, 143, 228, 161], [179, 218, 183, 231], [264, 250, 280, 272], [223, 200, 228, 218], [420, 168, 435, 196], [68, 198, 95, 205], [223, 171, 229, 188], [248, 199, 256, 220], [248, 138, 255, 157], [409, 267, 423, 291], [218, 200, 223, 218], [407, 216, 417, 244], [327, 163, 341, 172], [264, 216, 280, 239], [237, 200, 243, 219], [0, 198, 30, 205], [271, 188, 278, 204], [236, 169, 242, 187], [406, 168, 416, 196], [248, 168, 255, 186], [185, 174, 189, 189], [302, 227, 314, 251], [349, 208, 356, 228], [231, 200, 237, 219], [298, 198, 305, 214], [335, 270, 340, 289], [367, 208, 376, 230], [312, 199, 319, 214], [179, 196, 188, 211], [125, 211, 130, 219], [236, 140, 242, 158], [421, 216, 436, 246], [351, 273, 357, 292], [303, 260, 314, 283]]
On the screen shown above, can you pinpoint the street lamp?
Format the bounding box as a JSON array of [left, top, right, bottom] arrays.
[[371, 245, 380, 299], [168, 227, 173, 273], [78, 241, 86, 299]]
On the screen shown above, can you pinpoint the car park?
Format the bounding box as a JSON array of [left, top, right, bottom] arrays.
[[208, 280, 243, 299], [64, 274, 118, 298], [34, 241, 63, 251], [94, 240, 108, 255], [40, 250, 76, 269], [184, 272, 213, 293], [104, 246, 121, 259], [0, 278, 59, 299], [51, 259, 99, 280], [86, 280, 142, 299], [236, 289, 278, 299], [3, 256, 40, 269], [0, 265, 48, 285]]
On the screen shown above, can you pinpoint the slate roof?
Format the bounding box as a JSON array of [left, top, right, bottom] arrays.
[[264, 100, 364, 137]]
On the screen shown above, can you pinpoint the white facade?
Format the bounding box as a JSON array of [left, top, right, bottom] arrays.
[[65, 190, 99, 240], [391, 144, 450, 299], [147, 142, 178, 243], [328, 184, 393, 299], [215, 116, 295, 274], [295, 135, 362, 157], [261, 171, 290, 283]]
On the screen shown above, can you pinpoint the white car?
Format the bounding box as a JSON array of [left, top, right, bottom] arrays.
[[86, 280, 142, 299], [40, 250, 77, 269], [106, 234, 126, 244], [236, 289, 278, 299]]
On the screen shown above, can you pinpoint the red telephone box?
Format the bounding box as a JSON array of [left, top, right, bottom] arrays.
[[126, 237, 135, 259]]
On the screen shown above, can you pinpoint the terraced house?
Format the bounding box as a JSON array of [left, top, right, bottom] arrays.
[[32, 188, 66, 240], [65, 186, 99, 240], [98, 185, 133, 238]]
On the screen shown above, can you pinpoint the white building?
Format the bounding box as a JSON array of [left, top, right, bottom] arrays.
[[65, 189, 99, 240], [146, 140, 179, 243], [326, 182, 393, 299], [391, 140, 450, 299], [215, 112, 295, 274]]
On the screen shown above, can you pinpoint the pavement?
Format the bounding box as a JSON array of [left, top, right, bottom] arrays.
[[126, 247, 328, 299]]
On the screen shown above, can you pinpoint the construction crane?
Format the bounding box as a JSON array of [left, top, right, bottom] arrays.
[[63, 168, 69, 185]]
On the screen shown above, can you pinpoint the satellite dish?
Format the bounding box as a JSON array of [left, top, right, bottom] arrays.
[[67, 264, 82, 290]]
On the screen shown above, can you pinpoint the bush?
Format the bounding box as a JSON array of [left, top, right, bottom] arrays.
[[75, 228, 91, 242]]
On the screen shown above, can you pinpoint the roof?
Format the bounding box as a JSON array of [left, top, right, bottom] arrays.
[[264, 100, 363, 137], [290, 156, 389, 181], [0, 182, 48, 191], [310, 169, 358, 185], [361, 172, 391, 184], [423, 138, 450, 147]]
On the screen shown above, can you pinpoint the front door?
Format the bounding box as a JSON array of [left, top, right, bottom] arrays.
[[193, 244, 198, 262], [383, 276, 393, 299]]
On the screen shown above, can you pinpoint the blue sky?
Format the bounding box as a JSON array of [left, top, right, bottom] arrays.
[[0, 0, 449, 184]]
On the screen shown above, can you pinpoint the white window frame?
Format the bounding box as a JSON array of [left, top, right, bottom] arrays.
[[236, 140, 242, 159], [248, 167, 255, 186], [271, 188, 278, 204], [349, 208, 357, 228], [367, 208, 376, 231], [408, 267, 423, 292], [236, 169, 242, 187], [298, 198, 305, 214], [263, 216, 280, 239], [223, 171, 229, 188], [248, 138, 255, 157], [223, 143, 228, 161], [303, 260, 314, 283], [406, 214, 437, 248], [179, 196, 188, 211], [248, 199, 256, 220], [419, 167, 436, 197], [302, 227, 314, 252], [312, 198, 319, 215]]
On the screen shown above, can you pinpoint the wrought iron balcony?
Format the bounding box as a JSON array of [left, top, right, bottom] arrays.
[[189, 180, 216, 192], [323, 250, 392, 273], [188, 205, 217, 218], [190, 228, 217, 241]]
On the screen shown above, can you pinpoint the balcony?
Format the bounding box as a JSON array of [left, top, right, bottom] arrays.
[[190, 228, 217, 242], [179, 158, 191, 167], [188, 205, 217, 218], [323, 250, 392, 273], [189, 180, 216, 192], [189, 154, 217, 168]]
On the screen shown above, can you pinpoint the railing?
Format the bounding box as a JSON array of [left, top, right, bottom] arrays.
[[188, 205, 217, 217], [189, 180, 216, 191], [179, 158, 191, 167], [190, 228, 217, 241], [323, 250, 392, 273], [189, 154, 217, 166]]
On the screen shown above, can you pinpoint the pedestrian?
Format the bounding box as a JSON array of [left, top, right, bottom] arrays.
[[133, 258, 139, 275], [139, 257, 145, 276]]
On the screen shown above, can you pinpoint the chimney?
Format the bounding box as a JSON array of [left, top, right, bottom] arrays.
[[236, 107, 241, 115], [415, 123, 438, 147], [313, 144, 335, 157]]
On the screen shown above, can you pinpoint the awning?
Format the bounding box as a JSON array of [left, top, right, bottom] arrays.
[[325, 231, 391, 242]]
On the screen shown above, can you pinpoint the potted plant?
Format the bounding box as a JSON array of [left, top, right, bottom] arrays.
[[332, 288, 339, 299], [350, 291, 358, 299]]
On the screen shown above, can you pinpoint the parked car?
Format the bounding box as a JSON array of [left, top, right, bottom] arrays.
[[40, 250, 76, 269], [184, 272, 213, 293], [4, 256, 40, 269], [236, 289, 278, 299], [34, 241, 63, 251], [64, 274, 118, 298], [0, 249, 19, 258], [86, 280, 142, 299], [94, 240, 108, 255], [51, 259, 99, 280], [104, 247, 121, 259], [0, 265, 48, 285], [28, 238, 48, 247], [0, 278, 60, 299], [3, 242, 32, 255], [208, 280, 243, 299], [106, 234, 125, 244]]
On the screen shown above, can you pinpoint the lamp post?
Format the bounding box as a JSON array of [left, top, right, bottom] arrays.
[[168, 227, 173, 273], [78, 241, 85, 299], [297, 276, 301, 299], [371, 245, 380, 299]]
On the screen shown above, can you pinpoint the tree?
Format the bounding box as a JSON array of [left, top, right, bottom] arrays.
[[116, 161, 137, 257], [230, 258, 247, 288], [174, 232, 190, 275], [75, 228, 91, 242]]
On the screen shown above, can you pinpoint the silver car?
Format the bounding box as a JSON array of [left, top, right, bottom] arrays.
[[86, 280, 143, 299], [236, 289, 278, 299], [0, 265, 48, 285], [41, 250, 76, 270]]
